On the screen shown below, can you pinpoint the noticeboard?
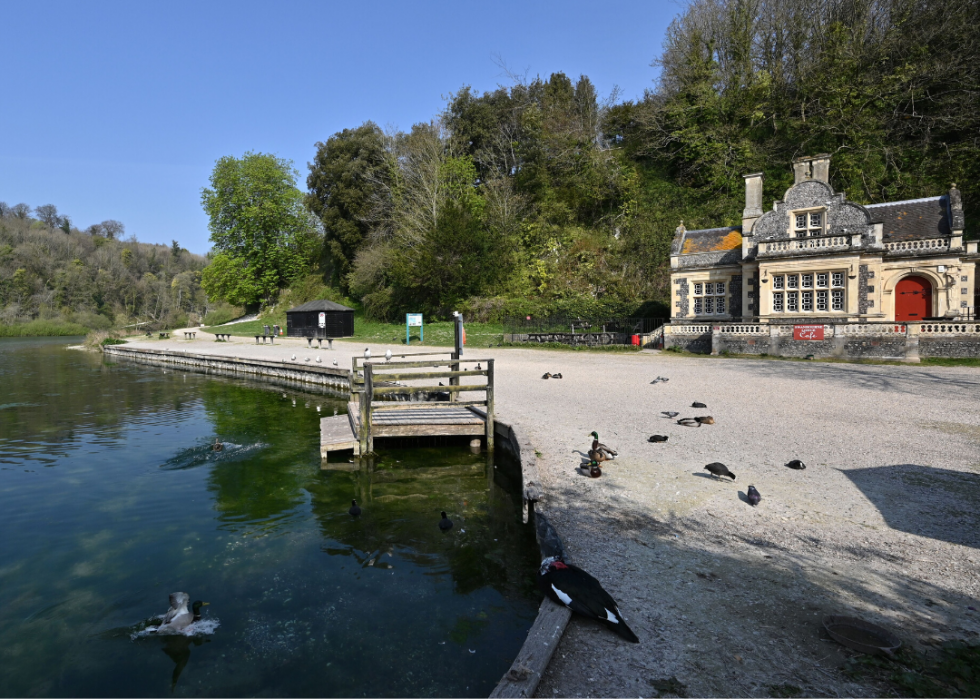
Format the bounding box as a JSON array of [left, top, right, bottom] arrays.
[[793, 324, 825, 341], [406, 313, 423, 344], [318, 312, 326, 328]]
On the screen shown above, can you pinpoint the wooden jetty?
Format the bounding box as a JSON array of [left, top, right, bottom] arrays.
[[320, 351, 494, 458]]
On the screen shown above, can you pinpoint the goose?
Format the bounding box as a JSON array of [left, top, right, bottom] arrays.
[[149, 593, 209, 635], [588, 432, 617, 459], [704, 462, 736, 481], [538, 557, 638, 643], [349, 499, 361, 517], [438, 512, 453, 531]]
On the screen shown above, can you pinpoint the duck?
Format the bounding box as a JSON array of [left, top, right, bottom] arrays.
[[692, 401, 707, 408], [542, 372, 552, 380], [588, 431, 617, 459], [677, 417, 700, 427], [349, 499, 361, 517], [538, 557, 639, 643], [786, 459, 806, 470], [150, 593, 209, 634], [552, 372, 563, 379], [747, 485, 761, 506], [211, 438, 223, 452], [586, 460, 602, 478], [695, 416, 715, 425], [648, 435, 669, 443], [704, 462, 736, 481], [439, 511, 453, 531]]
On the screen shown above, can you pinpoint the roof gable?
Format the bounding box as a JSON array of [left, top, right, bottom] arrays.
[[287, 300, 354, 313]]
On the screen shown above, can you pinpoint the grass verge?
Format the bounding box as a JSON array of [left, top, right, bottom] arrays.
[[0, 320, 91, 337]]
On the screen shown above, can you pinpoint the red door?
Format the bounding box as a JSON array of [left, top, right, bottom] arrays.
[[895, 276, 932, 320]]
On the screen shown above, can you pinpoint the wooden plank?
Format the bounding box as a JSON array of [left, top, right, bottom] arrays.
[[490, 598, 572, 698], [367, 369, 487, 381], [373, 384, 484, 396], [370, 400, 487, 411], [373, 423, 486, 437]]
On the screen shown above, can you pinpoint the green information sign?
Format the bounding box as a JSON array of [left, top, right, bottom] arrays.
[[406, 313, 423, 344]]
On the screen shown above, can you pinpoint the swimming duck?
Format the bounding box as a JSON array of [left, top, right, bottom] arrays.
[[648, 435, 669, 443], [747, 485, 761, 506], [588, 432, 617, 459], [150, 593, 209, 634], [704, 462, 736, 481], [211, 438, 223, 452], [349, 499, 361, 517], [538, 557, 638, 643], [438, 511, 453, 531]]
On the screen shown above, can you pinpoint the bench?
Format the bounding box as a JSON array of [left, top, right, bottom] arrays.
[[254, 334, 275, 344], [214, 333, 232, 342], [158, 332, 170, 339], [306, 337, 334, 350], [183, 331, 197, 339]]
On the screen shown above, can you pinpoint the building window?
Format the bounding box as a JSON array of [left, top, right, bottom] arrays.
[[816, 273, 828, 288], [717, 296, 726, 314], [831, 272, 844, 287], [773, 292, 784, 312], [787, 291, 799, 312], [831, 289, 844, 311], [802, 273, 813, 288], [816, 290, 828, 311], [694, 298, 703, 314], [773, 275, 784, 290], [802, 291, 813, 311], [787, 274, 799, 289], [794, 210, 825, 237], [704, 297, 714, 314], [694, 283, 703, 295], [693, 280, 728, 315]]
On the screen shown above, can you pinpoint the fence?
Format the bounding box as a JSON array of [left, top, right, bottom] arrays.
[[502, 316, 667, 347]]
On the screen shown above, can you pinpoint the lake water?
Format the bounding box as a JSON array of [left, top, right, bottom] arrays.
[[0, 337, 540, 697]]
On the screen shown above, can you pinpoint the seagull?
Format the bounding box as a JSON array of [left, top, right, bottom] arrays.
[[704, 462, 736, 481], [662, 411, 679, 418], [786, 459, 806, 470], [304, 357, 310, 362], [747, 485, 761, 506], [332, 359, 338, 366], [316, 356, 322, 363], [385, 349, 392, 362], [291, 354, 296, 360], [364, 348, 371, 360]]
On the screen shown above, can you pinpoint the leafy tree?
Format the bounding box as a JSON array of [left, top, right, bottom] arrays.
[[171, 240, 181, 259], [34, 204, 59, 228], [59, 216, 71, 235], [201, 152, 320, 307]]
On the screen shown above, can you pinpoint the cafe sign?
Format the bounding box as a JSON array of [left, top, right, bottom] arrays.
[[793, 324, 825, 341]]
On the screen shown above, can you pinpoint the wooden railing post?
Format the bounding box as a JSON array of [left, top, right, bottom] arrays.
[[359, 363, 373, 455], [449, 352, 459, 402], [485, 359, 494, 451]]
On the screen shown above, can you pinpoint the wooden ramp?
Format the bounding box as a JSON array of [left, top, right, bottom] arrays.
[[320, 406, 487, 458]]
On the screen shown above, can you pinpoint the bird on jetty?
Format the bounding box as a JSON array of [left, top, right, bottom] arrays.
[[786, 459, 806, 470], [538, 557, 639, 643], [332, 359, 338, 366], [747, 485, 761, 506], [385, 349, 392, 362], [588, 432, 617, 460], [704, 462, 736, 481], [475, 363, 482, 371], [648, 435, 669, 443], [149, 593, 209, 635], [662, 411, 679, 418], [211, 438, 223, 452], [364, 348, 371, 360], [290, 354, 296, 360], [439, 512, 453, 531], [695, 416, 715, 425], [349, 499, 361, 517], [304, 357, 310, 362], [692, 401, 707, 408], [316, 356, 322, 363]]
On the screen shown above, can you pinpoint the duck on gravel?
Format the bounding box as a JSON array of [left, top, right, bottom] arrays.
[[542, 372, 552, 379], [695, 416, 715, 425], [677, 417, 700, 427], [588, 431, 617, 459], [538, 556, 639, 643], [746, 485, 761, 506], [585, 460, 602, 478], [786, 459, 806, 470], [692, 401, 707, 408], [552, 372, 563, 379], [648, 435, 669, 443], [704, 462, 736, 481]]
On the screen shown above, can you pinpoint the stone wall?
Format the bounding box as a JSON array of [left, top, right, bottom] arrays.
[[920, 337, 980, 358]]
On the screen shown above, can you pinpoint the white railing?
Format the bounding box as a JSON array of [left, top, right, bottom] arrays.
[[717, 325, 766, 334], [836, 323, 907, 335], [885, 238, 949, 252], [762, 235, 850, 253], [667, 324, 711, 334], [917, 323, 980, 334]]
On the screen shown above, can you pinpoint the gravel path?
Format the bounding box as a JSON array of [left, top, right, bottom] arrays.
[[125, 332, 980, 697]]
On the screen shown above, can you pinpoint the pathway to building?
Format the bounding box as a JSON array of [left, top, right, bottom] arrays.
[[124, 329, 980, 697]]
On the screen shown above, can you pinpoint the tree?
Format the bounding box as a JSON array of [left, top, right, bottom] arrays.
[[35, 204, 59, 228], [171, 240, 182, 259], [59, 216, 71, 235], [11, 204, 30, 219], [201, 152, 320, 307], [101, 220, 124, 240], [306, 122, 391, 292]]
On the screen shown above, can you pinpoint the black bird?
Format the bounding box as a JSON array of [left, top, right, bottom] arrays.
[[704, 462, 736, 481], [349, 499, 361, 517], [542, 372, 552, 379], [786, 459, 806, 470], [552, 372, 563, 379], [538, 557, 639, 643], [661, 411, 679, 418], [648, 435, 669, 443], [746, 485, 761, 506], [692, 401, 707, 408], [438, 511, 453, 531]]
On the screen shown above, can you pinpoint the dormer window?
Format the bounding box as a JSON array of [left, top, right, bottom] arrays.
[[793, 210, 825, 237]]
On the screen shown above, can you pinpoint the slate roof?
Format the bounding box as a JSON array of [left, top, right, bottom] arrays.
[[287, 300, 354, 313], [679, 227, 743, 254], [865, 195, 951, 242]]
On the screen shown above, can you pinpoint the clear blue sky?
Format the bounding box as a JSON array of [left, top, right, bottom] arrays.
[[1, 1, 676, 255]]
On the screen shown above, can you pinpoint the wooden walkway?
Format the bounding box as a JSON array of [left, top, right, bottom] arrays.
[[319, 351, 493, 459]]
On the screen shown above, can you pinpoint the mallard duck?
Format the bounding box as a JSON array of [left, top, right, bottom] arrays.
[[552, 372, 563, 379], [704, 462, 736, 481], [542, 372, 552, 380], [439, 511, 453, 531], [588, 431, 617, 459], [211, 438, 223, 452], [150, 593, 209, 634], [695, 416, 715, 425], [692, 401, 707, 408], [677, 417, 700, 427], [588, 460, 602, 478], [786, 459, 806, 470], [588, 448, 610, 462]]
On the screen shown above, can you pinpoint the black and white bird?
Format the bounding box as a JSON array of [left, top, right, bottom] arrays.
[[662, 411, 679, 418], [542, 372, 552, 379], [650, 376, 670, 384], [364, 348, 371, 360], [704, 462, 736, 481], [552, 372, 563, 379], [648, 435, 669, 443], [786, 459, 806, 470], [385, 349, 392, 362], [349, 499, 361, 517], [538, 557, 639, 643], [475, 363, 482, 371], [746, 485, 761, 506], [438, 511, 453, 531], [692, 401, 707, 408]]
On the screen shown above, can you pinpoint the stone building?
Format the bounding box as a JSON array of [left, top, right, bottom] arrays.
[[669, 154, 977, 323]]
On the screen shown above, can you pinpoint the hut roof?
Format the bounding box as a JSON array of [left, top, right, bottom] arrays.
[[287, 300, 354, 313]]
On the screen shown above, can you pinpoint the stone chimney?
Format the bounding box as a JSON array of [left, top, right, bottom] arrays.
[[742, 173, 764, 235], [792, 154, 831, 184]]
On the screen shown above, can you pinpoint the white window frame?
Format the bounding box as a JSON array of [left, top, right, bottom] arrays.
[[816, 273, 828, 288], [801, 290, 813, 312], [773, 292, 784, 312], [831, 289, 844, 311], [693, 279, 728, 316], [792, 208, 826, 237], [831, 272, 844, 288], [816, 290, 828, 311], [773, 275, 784, 290], [787, 274, 799, 290], [787, 291, 799, 312]]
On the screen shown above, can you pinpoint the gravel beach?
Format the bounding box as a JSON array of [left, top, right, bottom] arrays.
[[124, 333, 980, 697]]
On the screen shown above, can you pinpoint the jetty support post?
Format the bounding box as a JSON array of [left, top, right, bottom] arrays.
[[359, 363, 374, 455], [485, 358, 495, 451]]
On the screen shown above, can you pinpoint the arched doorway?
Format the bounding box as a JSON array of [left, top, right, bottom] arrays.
[[895, 276, 933, 320]]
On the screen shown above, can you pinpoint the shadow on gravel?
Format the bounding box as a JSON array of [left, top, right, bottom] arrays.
[[844, 464, 980, 550]]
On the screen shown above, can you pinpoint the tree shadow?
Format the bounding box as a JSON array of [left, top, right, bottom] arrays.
[[842, 464, 980, 549]]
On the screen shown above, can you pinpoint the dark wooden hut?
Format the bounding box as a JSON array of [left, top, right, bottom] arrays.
[[286, 300, 354, 339]]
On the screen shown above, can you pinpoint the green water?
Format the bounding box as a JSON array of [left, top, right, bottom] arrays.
[[0, 337, 540, 697]]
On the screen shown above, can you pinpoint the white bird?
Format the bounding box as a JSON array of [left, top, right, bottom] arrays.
[[364, 348, 371, 359], [332, 359, 338, 366], [291, 354, 296, 360], [316, 356, 321, 363], [385, 349, 392, 362], [148, 592, 208, 635], [304, 357, 310, 362]]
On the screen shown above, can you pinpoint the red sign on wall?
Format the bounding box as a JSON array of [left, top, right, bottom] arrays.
[[793, 324, 825, 340]]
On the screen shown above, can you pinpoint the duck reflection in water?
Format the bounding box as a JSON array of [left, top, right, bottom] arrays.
[[160, 633, 210, 692]]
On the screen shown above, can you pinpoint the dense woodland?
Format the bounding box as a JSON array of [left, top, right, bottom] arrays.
[[4, 0, 978, 333]]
